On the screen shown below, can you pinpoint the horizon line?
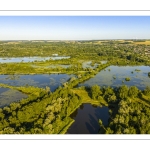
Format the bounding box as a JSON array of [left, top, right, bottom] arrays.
[[1, 39, 150, 41]]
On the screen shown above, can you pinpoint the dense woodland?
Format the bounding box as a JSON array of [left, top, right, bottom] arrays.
[[0, 40, 150, 134], [98, 85, 150, 134]]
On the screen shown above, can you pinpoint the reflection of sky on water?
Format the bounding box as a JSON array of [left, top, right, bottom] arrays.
[[0, 87, 28, 107], [0, 74, 74, 92], [67, 104, 109, 134], [79, 65, 150, 90], [82, 61, 107, 69], [0, 56, 70, 63]]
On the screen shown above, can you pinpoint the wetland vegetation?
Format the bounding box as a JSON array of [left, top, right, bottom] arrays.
[[0, 40, 150, 134]]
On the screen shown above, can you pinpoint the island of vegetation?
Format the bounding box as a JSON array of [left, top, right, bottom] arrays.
[[0, 40, 150, 134]]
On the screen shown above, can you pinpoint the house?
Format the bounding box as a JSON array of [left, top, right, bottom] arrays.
[[52, 54, 58, 56]]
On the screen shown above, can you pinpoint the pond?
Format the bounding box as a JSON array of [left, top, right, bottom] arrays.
[[82, 61, 107, 69], [79, 65, 150, 90], [0, 56, 70, 63], [82, 61, 97, 69], [0, 74, 74, 92], [67, 104, 109, 134], [0, 87, 28, 108], [100, 60, 107, 64]]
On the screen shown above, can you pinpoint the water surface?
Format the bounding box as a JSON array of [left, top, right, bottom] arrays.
[[79, 65, 150, 90], [0, 56, 70, 63], [0, 87, 28, 107], [0, 74, 74, 92], [82, 60, 107, 69], [67, 104, 109, 134]]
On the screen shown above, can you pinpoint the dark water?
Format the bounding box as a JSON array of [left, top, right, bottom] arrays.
[[0, 87, 28, 107], [67, 104, 109, 134], [0, 74, 74, 92], [0, 73, 74, 107], [0, 87, 8, 94], [79, 65, 150, 90], [0, 56, 70, 63]]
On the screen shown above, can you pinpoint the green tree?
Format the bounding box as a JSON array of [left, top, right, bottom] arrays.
[[91, 85, 102, 99], [143, 86, 150, 96], [45, 86, 51, 94], [148, 72, 150, 78], [107, 94, 117, 103], [0, 113, 5, 120], [118, 85, 129, 99], [3, 106, 11, 114], [3, 127, 15, 134], [128, 86, 139, 98], [10, 102, 21, 111]]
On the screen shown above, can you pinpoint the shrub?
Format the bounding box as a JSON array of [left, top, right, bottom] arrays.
[[125, 77, 130, 81]]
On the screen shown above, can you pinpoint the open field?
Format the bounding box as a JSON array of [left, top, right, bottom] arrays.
[[71, 89, 108, 106], [133, 40, 150, 45]]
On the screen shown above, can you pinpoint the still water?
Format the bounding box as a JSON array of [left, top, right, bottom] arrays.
[[82, 61, 107, 69], [79, 65, 150, 90], [0, 74, 74, 92], [67, 104, 109, 134], [0, 87, 28, 107], [0, 56, 70, 63]]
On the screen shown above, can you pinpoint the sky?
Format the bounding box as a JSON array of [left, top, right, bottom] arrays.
[[0, 16, 150, 40]]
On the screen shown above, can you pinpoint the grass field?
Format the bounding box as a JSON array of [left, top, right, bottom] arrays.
[[111, 40, 150, 45], [71, 89, 108, 106], [133, 40, 150, 45]]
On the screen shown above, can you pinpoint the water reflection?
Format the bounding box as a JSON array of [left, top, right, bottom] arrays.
[[0, 74, 74, 92], [0, 56, 70, 63], [67, 104, 109, 134], [0, 87, 28, 107], [79, 65, 150, 90]]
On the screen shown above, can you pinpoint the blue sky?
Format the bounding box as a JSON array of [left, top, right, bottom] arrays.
[[0, 16, 150, 40]]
